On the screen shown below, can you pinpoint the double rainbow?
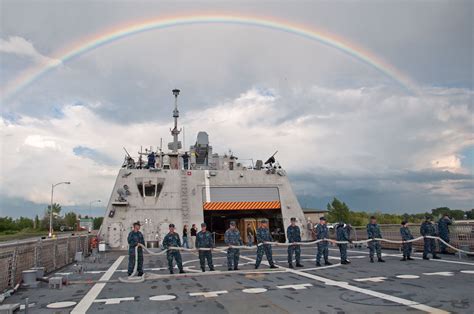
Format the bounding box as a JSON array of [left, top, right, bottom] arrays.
[[1, 14, 417, 101]]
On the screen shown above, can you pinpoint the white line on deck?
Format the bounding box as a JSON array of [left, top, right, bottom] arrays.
[[237, 253, 449, 313], [71, 255, 125, 314]]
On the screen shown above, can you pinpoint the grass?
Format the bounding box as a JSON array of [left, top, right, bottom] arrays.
[[0, 229, 49, 242]]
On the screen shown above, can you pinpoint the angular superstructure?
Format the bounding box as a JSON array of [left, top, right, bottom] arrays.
[[99, 90, 309, 249]]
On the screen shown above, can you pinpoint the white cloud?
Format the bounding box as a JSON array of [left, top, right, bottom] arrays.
[[0, 85, 472, 212], [0, 36, 61, 66]]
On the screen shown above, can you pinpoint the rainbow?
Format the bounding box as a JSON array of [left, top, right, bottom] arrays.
[[1, 14, 418, 101]]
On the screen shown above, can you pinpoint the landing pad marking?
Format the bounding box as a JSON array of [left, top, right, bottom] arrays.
[[242, 288, 267, 294], [150, 295, 177, 301], [71, 255, 125, 314], [94, 297, 134, 305], [277, 283, 313, 290], [189, 290, 228, 298], [422, 272, 454, 277], [47, 301, 77, 309], [396, 275, 420, 279], [353, 277, 387, 283]]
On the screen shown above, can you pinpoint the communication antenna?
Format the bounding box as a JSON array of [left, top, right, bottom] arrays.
[[169, 89, 182, 153]]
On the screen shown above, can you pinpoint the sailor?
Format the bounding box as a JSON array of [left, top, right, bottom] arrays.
[[162, 223, 185, 274], [315, 217, 332, 266], [147, 151, 156, 168], [196, 223, 214, 272], [420, 215, 441, 260], [127, 221, 145, 276], [437, 214, 452, 254], [224, 221, 243, 271], [400, 221, 414, 261], [182, 152, 190, 170], [255, 219, 277, 269], [287, 217, 304, 268], [367, 216, 385, 263], [336, 222, 352, 264]]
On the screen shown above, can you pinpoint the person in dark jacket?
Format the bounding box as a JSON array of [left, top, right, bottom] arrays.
[[315, 217, 331, 266], [367, 216, 385, 263], [127, 221, 145, 276], [190, 224, 197, 249], [162, 223, 185, 274], [420, 216, 441, 260], [196, 223, 214, 272], [224, 221, 243, 271], [336, 222, 352, 264], [437, 214, 452, 254], [287, 217, 304, 268], [182, 224, 189, 249], [255, 219, 277, 269], [400, 221, 414, 261]]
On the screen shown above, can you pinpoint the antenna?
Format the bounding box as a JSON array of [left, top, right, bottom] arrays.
[[170, 89, 182, 153]]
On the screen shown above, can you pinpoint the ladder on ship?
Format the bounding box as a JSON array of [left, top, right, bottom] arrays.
[[180, 171, 190, 225]]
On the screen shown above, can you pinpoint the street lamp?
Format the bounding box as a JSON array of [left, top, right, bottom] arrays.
[[49, 181, 71, 237]]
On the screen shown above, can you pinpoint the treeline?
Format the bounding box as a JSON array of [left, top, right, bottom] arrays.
[[326, 198, 474, 226], [0, 203, 104, 234]]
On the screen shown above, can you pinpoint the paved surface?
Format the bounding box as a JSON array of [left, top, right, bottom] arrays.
[[6, 246, 474, 313]]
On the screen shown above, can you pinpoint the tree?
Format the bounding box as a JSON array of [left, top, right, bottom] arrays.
[[34, 215, 40, 229], [15, 217, 33, 230], [327, 198, 350, 223], [41, 203, 63, 231], [93, 217, 104, 230], [431, 207, 450, 219], [64, 212, 78, 228], [466, 209, 474, 220]]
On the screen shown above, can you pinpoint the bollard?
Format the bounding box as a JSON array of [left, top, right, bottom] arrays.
[[21, 270, 38, 288], [30, 267, 45, 279]]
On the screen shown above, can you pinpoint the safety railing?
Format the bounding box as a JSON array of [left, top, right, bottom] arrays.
[[346, 223, 474, 252], [0, 234, 94, 291]]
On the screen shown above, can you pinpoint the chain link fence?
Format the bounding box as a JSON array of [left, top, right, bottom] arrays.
[[0, 234, 93, 291]]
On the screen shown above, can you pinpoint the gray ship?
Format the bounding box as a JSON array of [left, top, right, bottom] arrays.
[[0, 90, 473, 313]]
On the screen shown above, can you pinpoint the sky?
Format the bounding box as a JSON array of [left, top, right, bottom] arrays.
[[0, 0, 472, 218]]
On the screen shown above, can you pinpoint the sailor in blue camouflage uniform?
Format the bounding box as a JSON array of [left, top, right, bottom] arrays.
[[255, 219, 277, 269], [196, 223, 215, 272], [315, 217, 332, 266], [162, 223, 185, 274], [367, 216, 385, 263], [224, 221, 243, 271], [399, 221, 414, 261], [287, 217, 304, 268], [437, 214, 452, 254], [127, 221, 145, 276], [336, 222, 352, 264], [420, 215, 441, 260]]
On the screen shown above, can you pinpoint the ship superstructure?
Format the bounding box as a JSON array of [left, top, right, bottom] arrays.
[[99, 90, 309, 249]]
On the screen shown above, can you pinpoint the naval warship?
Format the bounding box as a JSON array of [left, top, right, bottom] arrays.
[[0, 90, 473, 314], [99, 89, 309, 249]]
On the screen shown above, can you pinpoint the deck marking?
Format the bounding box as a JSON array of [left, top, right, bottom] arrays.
[[422, 272, 454, 277], [71, 255, 125, 314], [242, 288, 267, 294], [47, 301, 77, 309], [204, 170, 211, 202], [353, 277, 388, 283], [460, 270, 474, 274], [94, 297, 134, 305], [189, 290, 228, 298], [237, 254, 448, 314], [277, 283, 313, 290], [396, 275, 420, 279], [150, 295, 177, 301], [302, 263, 342, 271]]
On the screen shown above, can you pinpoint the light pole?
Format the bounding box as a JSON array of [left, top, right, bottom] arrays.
[[49, 181, 71, 237]]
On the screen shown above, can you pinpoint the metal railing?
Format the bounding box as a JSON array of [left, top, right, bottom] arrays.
[[333, 223, 474, 252], [0, 234, 94, 291]]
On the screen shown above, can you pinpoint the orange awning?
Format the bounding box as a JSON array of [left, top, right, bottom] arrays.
[[203, 201, 281, 211]]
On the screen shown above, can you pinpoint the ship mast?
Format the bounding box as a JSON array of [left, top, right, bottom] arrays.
[[170, 89, 181, 153]]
